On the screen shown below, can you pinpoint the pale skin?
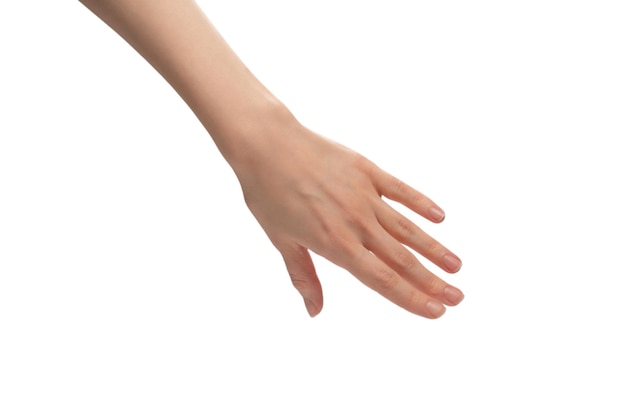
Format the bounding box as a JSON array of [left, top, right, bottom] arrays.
[[79, 0, 464, 319]]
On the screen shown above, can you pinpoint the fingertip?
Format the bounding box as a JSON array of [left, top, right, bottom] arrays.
[[429, 207, 446, 223], [304, 298, 322, 318], [426, 301, 446, 319], [443, 254, 462, 273], [443, 286, 464, 306]]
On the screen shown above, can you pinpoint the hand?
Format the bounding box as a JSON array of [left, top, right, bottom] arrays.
[[232, 117, 463, 319], [78, 0, 462, 319]]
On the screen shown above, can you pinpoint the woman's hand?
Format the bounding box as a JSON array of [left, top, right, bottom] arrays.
[[78, 0, 462, 318], [232, 116, 463, 318]]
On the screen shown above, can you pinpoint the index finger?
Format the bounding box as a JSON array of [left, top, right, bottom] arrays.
[[372, 167, 446, 223]]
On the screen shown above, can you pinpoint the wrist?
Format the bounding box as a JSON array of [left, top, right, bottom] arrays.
[[212, 97, 300, 173]]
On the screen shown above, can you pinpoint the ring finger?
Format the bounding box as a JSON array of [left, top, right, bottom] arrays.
[[374, 201, 462, 274]]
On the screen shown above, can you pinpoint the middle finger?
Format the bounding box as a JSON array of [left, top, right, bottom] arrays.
[[374, 201, 462, 274], [362, 225, 464, 306]]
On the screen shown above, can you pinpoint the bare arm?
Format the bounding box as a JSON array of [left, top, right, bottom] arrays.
[[78, 0, 286, 163], [79, 0, 464, 318]]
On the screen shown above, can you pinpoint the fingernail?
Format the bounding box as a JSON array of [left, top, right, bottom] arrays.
[[429, 207, 445, 222], [443, 254, 462, 273], [444, 286, 464, 305], [426, 301, 446, 318], [304, 299, 318, 318]]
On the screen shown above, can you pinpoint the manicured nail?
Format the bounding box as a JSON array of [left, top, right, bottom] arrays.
[[426, 301, 446, 318], [429, 207, 445, 222], [443, 254, 462, 273], [444, 286, 464, 305]]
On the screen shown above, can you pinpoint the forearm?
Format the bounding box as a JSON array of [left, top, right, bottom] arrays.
[[79, 0, 293, 167]]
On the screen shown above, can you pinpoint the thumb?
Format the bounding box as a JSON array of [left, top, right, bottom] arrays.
[[281, 244, 323, 317]]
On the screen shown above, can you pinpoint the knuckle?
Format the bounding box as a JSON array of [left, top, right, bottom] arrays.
[[352, 152, 373, 171], [424, 239, 443, 257], [325, 230, 359, 261], [411, 191, 425, 207], [289, 272, 309, 292], [337, 196, 373, 231], [373, 268, 398, 292], [328, 231, 350, 251], [421, 272, 444, 295], [391, 177, 409, 195], [356, 217, 380, 243], [396, 216, 417, 239], [342, 206, 364, 229], [392, 178, 425, 207], [394, 249, 418, 272]]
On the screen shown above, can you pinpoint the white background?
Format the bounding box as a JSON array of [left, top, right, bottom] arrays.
[[1, 1, 625, 416]]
